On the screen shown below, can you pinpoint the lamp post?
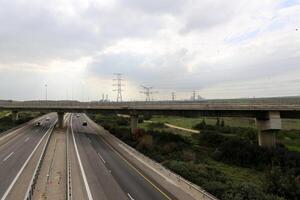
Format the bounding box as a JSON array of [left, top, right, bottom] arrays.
[[45, 84, 48, 101]]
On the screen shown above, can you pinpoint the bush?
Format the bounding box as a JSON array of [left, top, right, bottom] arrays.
[[194, 119, 206, 130], [148, 122, 165, 129], [116, 118, 129, 126], [222, 183, 266, 200], [199, 130, 227, 147], [193, 121, 258, 143], [136, 135, 153, 151], [265, 166, 300, 200], [217, 138, 269, 168], [203, 181, 229, 198]]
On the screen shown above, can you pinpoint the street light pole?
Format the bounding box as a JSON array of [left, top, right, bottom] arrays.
[[45, 84, 48, 101]]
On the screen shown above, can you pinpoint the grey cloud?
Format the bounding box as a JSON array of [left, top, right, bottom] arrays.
[[178, 0, 253, 33], [0, 0, 299, 100], [87, 49, 191, 87], [119, 0, 187, 14], [0, 1, 103, 65]]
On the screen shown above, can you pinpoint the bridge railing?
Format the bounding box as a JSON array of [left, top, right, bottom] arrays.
[[0, 100, 300, 111]]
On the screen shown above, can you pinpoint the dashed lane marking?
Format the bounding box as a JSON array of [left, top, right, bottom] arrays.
[[3, 152, 14, 162]]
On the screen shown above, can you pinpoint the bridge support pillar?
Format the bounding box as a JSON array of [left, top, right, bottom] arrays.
[[256, 111, 281, 148], [57, 112, 64, 128], [130, 114, 139, 134], [12, 111, 19, 122]]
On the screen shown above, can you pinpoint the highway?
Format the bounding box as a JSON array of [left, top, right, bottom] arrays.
[[69, 113, 175, 200], [0, 113, 57, 199]]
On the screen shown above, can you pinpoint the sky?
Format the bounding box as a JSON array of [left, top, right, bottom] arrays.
[[0, 0, 299, 101]]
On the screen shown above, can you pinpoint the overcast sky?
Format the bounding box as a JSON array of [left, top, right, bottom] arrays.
[[0, 0, 299, 101]]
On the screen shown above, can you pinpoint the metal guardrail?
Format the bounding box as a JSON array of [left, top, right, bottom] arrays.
[[24, 120, 57, 200], [66, 114, 72, 200]]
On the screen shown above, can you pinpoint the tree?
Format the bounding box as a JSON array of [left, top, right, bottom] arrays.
[[216, 118, 220, 126], [221, 119, 225, 127]]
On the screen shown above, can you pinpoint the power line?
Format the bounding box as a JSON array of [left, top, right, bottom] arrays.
[[112, 73, 124, 102], [140, 85, 158, 101]]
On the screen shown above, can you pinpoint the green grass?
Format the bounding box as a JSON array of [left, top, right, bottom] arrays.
[[206, 158, 265, 187], [282, 119, 300, 130], [150, 115, 300, 130], [277, 130, 300, 152], [140, 121, 196, 136], [0, 111, 10, 119], [151, 116, 256, 129]]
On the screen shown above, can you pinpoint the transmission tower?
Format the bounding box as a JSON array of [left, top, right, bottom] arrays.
[[140, 85, 157, 101], [112, 73, 124, 102], [172, 92, 175, 101], [192, 90, 196, 101]]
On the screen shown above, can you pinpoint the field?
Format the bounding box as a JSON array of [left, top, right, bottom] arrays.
[[149, 115, 300, 130]]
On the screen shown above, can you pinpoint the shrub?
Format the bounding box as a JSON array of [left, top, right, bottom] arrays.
[[203, 181, 229, 198], [222, 183, 266, 200], [182, 150, 196, 162], [218, 138, 269, 168], [265, 166, 300, 200], [148, 122, 165, 129], [116, 118, 129, 126], [193, 119, 206, 130], [199, 130, 227, 147], [136, 135, 153, 151]]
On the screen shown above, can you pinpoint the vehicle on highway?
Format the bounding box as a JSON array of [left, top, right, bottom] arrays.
[[82, 121, 87, 126], [36, 121, 42, 126], [46, 117, 50, 121], [76, 114, 80, 118]]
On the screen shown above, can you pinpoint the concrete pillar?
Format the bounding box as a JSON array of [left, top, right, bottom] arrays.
[[12, 111, 19, 122], [258, 131, 276, 148], [130, 114, 139, 134], [256, 111, 281, 148], [57, 112, 64, 128]]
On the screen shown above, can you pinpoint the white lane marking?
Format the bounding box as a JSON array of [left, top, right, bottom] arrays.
[[71, 114, 94, 200], [1, 120, 57, 200], [127, 193, 135, 200], [97, 153, 106, 164], [3, 152, 14, 162], [24, 137, 30, 142]]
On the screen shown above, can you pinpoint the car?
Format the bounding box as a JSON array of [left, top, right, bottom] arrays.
[[36, 121, 42, 126], [82, 121, 87, 126], [46, 117, 50, 121], [76, 114, 80, 118]]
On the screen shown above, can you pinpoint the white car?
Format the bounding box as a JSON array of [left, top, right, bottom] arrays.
[[46, 117, 50, 121]]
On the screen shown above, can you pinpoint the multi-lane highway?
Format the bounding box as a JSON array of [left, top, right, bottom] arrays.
[[0, 113, 57, 199], [0, 112, 208, 200], [69, 113, 176, 200]]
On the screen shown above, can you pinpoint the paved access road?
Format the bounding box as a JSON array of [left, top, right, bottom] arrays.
[[70, 113, 175, 200], [0, 113, 57, 199]]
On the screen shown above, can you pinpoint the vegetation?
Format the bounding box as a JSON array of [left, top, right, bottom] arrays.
[[0, 111, 42, 134], [149, 115, 300, 130], [89, 114, 300, 200]]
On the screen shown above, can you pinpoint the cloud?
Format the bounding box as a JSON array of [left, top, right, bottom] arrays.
[[0, 0, 299, 100]]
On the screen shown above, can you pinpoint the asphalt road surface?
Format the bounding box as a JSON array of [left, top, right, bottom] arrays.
[[0, 113, 57, 199], [70, 113, 174, 200]]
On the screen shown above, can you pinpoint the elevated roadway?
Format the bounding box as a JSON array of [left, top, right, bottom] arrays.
[[2, 100, 300, 147], [1, 101, 300, 118]]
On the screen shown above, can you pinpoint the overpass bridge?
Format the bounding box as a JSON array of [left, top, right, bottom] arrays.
[[1, 100, 300, 148]]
